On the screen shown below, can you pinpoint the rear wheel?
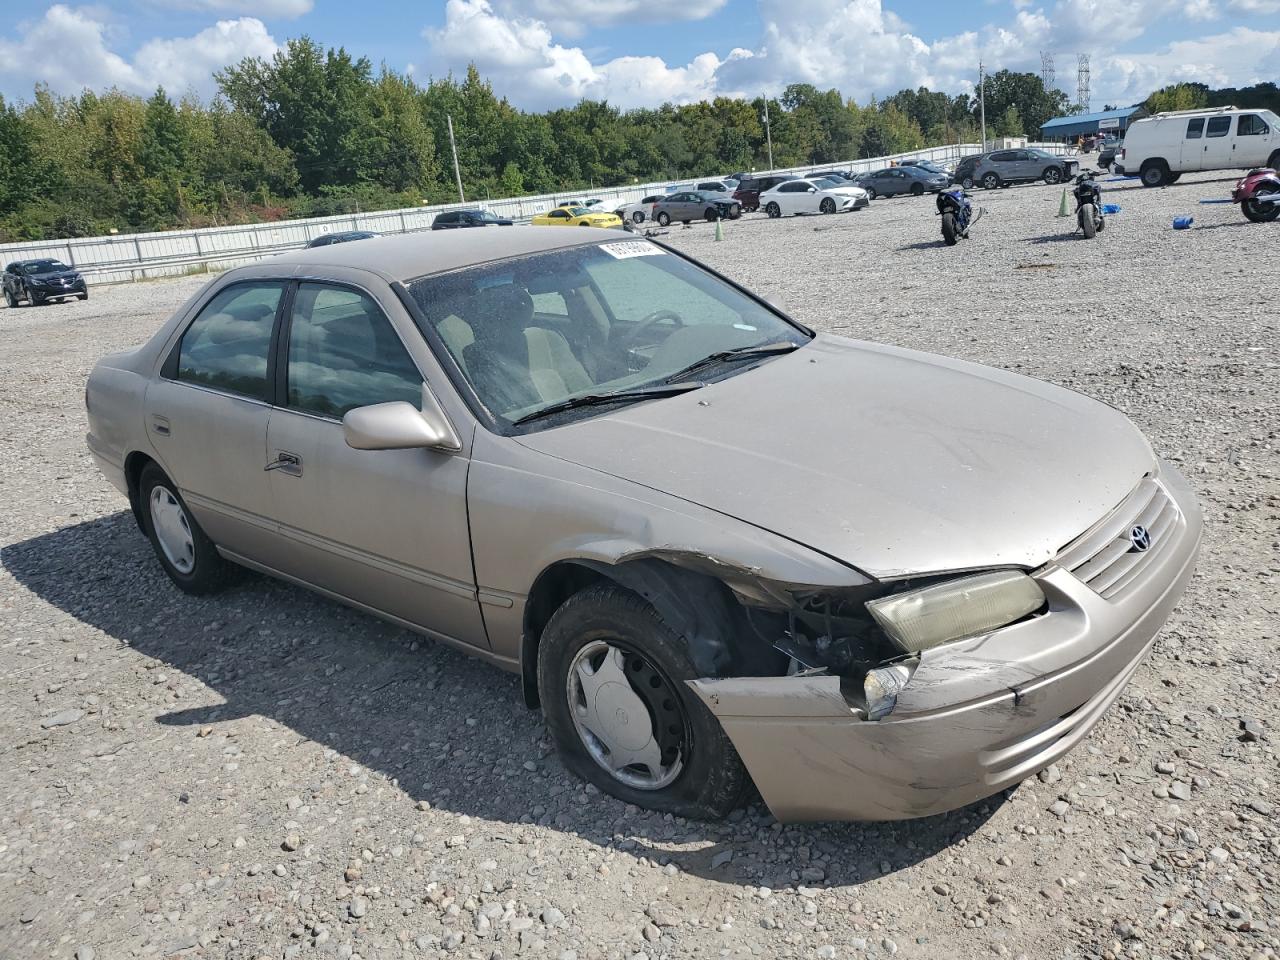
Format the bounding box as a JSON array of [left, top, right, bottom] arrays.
[[1268, 150, 1280, 171], [1079, 204, 1097, 239], [631, 211, 645, 224], [657, 211, 671, 227], [1243, 186, 1280, 222], [139, 463, 240, 595], [1043, 166, 1063, 184], [941, 211, 958, 245], [864, 187, 878, 200], [981, 172, 1001, 190], [538, 584, 748, 820], [1140, 161, 1169, 187], [819, 197, 836, 213], [765, 202, 781, 218]]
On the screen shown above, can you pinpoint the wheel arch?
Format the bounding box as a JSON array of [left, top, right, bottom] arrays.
[[124, 450, 160, 531]]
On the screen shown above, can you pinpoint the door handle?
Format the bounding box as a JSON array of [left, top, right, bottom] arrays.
[[265, 451, 302, 476], [150, 415, 171, 437]]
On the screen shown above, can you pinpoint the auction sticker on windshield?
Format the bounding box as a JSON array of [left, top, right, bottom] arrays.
[[600, 241, 666, 259]]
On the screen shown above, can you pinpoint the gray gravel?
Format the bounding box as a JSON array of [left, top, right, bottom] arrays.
[[2, 169, 1278, 960]]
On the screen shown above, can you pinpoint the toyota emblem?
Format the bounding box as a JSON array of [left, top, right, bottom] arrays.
[[1128, 524, 1152, 552]]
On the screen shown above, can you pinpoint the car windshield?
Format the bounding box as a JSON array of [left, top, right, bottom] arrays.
[[406, 241, 810, 427], [563, 207, 591, 216], [813, 178, 843, 189], [475, 211, 500, 222], [25, 260, 69, 273]]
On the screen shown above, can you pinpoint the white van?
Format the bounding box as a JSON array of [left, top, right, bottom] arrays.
[[1116, 106, 1280, 187]]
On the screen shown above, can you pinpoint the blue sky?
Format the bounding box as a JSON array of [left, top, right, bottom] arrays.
[[1, 1, 1277, 113]]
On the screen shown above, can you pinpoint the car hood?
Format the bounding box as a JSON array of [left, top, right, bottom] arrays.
[[28, 269, 79, 279], [516, 334, 1156, 580]]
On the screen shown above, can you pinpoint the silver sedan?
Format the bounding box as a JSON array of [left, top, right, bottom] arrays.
[[85, 229, 1201, 821]]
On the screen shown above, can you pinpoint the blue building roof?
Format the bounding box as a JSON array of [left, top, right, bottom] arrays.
[[1041, 106, 1143, 137]]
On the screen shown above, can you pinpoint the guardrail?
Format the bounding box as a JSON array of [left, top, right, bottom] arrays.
[[0, 142, 1075, 285]]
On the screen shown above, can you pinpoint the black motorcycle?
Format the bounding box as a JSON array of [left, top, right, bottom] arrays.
[[1073, 172, 1104, 239], [936, 187, 978, 245]]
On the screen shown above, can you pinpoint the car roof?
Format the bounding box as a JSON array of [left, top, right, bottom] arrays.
[[270, 226, 609, 282]]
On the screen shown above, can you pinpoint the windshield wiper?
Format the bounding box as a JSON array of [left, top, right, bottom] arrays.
[[511, 382, 705, 426], [661, 340, 802, 384]]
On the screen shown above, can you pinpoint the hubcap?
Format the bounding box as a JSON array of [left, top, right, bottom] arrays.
[[566, 640, 687, 790], [149, 485, 195, 574]]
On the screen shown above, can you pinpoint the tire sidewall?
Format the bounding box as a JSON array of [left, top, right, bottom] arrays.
[[139, 464, 232, 594], [537, 584, 745, 819], [657, 212, 670, 226]]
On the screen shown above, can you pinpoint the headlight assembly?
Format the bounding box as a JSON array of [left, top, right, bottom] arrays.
[[865, 570, 1045, 654]]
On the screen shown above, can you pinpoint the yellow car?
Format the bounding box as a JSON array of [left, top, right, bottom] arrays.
[[532, 206, 622, 228]]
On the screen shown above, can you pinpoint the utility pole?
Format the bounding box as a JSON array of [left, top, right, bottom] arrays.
[[761, 97, 774, 170], [446, 114, 465, 203], [978, 60, 987, 151]]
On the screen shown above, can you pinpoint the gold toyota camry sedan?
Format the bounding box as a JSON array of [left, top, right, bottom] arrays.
[[85, 229, 1201, 822]]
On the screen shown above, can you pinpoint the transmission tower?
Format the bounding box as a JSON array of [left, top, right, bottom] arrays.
[[1076, 54, 1091, 113], [1040, 52, 1055, 91]]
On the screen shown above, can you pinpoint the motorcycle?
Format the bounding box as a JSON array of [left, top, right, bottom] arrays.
[[1232, 167, 1280, 223], [936, 187, 977, 245], [1073, 172, 1104, 239]]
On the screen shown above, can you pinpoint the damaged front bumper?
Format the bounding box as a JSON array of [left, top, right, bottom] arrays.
[[689, 463, 1202, 822]]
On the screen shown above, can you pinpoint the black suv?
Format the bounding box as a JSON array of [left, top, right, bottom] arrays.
[[732, 174, 799, 212], [432, 210, 514, 229], [3, 259, 88, 307]]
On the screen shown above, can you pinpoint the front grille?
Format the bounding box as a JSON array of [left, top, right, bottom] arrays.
[[1055, 477, 1180, 600]]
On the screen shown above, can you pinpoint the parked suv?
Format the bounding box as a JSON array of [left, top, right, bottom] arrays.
[[3, 258, 88, 306], [432, 210, 514, 229], [1116, 107, 1280, 187], [965, 149, 1078, 189], [733, 174, 798, 212]]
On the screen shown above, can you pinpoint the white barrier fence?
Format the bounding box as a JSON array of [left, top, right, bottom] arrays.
[[0, 142, 1074, 285]]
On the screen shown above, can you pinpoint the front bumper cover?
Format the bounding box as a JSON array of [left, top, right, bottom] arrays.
[[690, 461, 1202, 822]]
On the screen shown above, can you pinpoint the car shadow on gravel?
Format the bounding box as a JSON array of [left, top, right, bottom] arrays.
[[3, 512, 1004, 888]]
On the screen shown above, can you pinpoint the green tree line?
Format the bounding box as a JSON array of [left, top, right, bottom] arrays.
[[1, 36, 1248, 242]]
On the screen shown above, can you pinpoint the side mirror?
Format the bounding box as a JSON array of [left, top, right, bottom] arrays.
[[807, 187, 817, 193], [343, 385, 461, 452]]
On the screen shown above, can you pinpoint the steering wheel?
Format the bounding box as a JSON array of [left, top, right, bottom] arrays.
[[619, 308, 685, 348]]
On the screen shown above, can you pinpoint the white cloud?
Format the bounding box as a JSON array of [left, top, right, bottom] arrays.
[[1101, 27, 1280, 103], [0, 6, 278, 100], [1229, 0, 1280, 11], [423, 0, 725, 108], [498, 0, 727, 35], [158, 0, 312, 16]]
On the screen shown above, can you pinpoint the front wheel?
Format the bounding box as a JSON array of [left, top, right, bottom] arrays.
[[1079, 204, 1097, 239], [77, 292, 89, 301], [1043, 166, 1063, 184], [3, 287, 15, 308], [765, 202, 781, 218], [537, 584, 748, 820], [864, 187, 877, 200], [820, 197, 836, 214], [657, 211, 671, 227], [910, 183, 924, 197], [941, 211, 958, 245], [139, 463, 240, 595], [631, 211, 645, 224], [704, 208, 718, 222]]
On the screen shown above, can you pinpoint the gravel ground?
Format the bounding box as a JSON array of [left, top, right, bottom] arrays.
[[2, 170, 1277, 960]]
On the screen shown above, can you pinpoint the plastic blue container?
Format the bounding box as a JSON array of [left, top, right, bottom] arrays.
[[1172, 216, 1194, 230], [1102, 203, 1121, 215]]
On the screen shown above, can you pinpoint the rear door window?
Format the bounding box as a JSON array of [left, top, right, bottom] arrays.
[[1185, 118, 1204, 139], [176, 282, 284, 400], [1206, 116, 1231, 138]]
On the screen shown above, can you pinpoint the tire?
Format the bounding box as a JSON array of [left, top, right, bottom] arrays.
[[138, 463, 240, 595], [578, 222, 592, 227], [631, 211, 645, 224], [1079, 204, 1097, 239], [981, 172, 1001, 190], [1243, 187, 1280, 222], [819, 197, 836, 214], [29, 288, 44, 306], [657, 211, 671, 227], [941, 211, 958, 246], [1267, 150, 1280, 171], [3, 287, 15, 308], [704, 208, 718, 222], [77, 292, 88, 301], [537, 583, 748, 820], [765, 202, 781, 218], [1140, 161, 1169, 188], [910, 183, 924, 197], [961, 177, 974, 190], [1043, 166, 1063, 184], [864, 187, 877, 200], [728, 204, 741, 220]]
